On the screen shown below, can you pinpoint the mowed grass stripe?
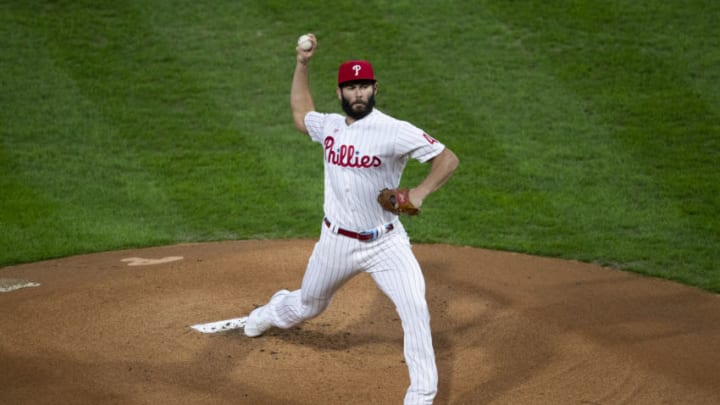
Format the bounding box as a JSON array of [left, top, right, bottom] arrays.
[[1, 7, 178, 261], [487, 1, 719, 288], [1, 1, 718, 291], [36, 3, 298, 239]]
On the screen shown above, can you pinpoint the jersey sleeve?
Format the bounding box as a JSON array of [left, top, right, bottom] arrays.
[[304, 111, 327, 143], [396, 121, 445, 163]]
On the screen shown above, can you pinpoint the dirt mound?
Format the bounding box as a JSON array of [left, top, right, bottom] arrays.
[[2, 240, 718, 404]]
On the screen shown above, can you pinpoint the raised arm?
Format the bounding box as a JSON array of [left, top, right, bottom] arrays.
[[291, 33, 317, 134], [409, 147, 460, 207]]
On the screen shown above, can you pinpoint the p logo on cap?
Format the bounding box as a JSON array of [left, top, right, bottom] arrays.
[[338, 60, 375, 85]]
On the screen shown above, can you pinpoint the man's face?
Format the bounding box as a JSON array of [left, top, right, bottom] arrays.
[[338, 80, 377, 120]]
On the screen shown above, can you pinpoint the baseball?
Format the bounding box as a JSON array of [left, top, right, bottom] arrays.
[[297, 34, 313, 51]]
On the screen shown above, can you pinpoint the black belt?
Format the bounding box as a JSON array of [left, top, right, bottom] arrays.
[[323, 218, 394, 242]]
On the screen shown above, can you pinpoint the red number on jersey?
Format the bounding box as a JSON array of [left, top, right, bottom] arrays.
[[423, 133, 438, 144]]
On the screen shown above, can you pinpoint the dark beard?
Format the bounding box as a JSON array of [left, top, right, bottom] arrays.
[[341, 94, 375, 120]]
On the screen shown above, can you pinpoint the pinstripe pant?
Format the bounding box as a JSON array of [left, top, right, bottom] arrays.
[[268, 221, 438, 404]]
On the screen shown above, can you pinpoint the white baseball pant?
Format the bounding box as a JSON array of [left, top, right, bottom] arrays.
[[265, 221, 438, 404]]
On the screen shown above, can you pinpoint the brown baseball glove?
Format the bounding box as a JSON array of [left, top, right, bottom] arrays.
[[377, 188, 420, 216]]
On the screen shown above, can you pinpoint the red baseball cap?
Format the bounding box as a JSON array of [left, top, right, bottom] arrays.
[[338, 60, 376, 85]]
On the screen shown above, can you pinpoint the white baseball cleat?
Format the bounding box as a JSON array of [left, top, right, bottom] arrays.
[[244, 289, 290, 337]]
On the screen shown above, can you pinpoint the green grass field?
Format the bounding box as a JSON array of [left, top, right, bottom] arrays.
[[2, 1, 718, 292]]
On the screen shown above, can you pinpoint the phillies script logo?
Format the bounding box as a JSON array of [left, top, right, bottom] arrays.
[[324, 136, 382, 168]]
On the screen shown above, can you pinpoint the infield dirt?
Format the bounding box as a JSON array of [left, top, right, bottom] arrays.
[[2, 240, 719, 404]]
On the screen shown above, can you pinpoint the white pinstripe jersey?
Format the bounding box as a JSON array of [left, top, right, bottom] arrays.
[[304, 108, 445, 231]]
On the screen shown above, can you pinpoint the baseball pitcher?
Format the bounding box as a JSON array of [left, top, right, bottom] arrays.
[[243, 33, 459, 404]]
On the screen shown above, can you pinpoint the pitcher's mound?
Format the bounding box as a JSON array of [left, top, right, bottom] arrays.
[[1, 240, 718, 404]]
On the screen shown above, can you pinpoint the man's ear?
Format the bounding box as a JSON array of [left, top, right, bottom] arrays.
[[373, 82, 379, 95], [336, 86, 342, 100]]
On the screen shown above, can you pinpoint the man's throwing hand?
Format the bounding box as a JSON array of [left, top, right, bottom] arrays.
[[296, 33, 317, 64]]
